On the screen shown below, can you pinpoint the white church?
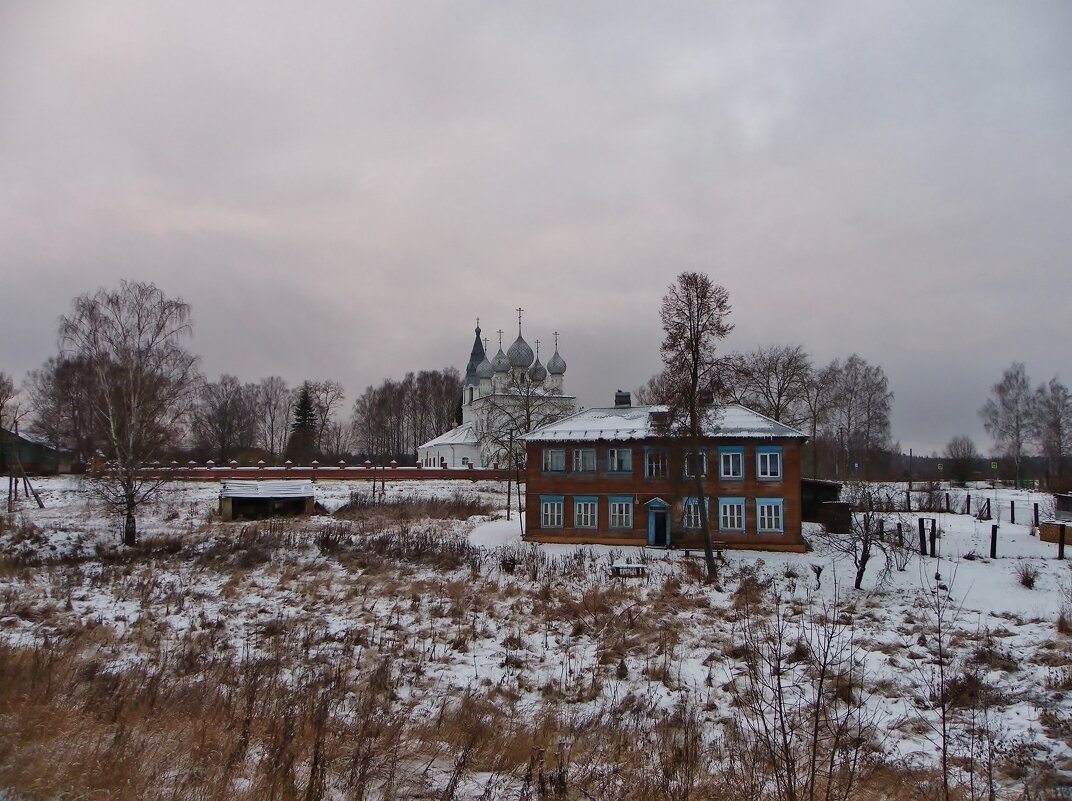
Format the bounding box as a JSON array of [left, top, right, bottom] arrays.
[[418, 311, 576, 469]]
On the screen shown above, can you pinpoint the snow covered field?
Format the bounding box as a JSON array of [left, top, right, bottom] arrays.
[[0, 477, 1070, 799]]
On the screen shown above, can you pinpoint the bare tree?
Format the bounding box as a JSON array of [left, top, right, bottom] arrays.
[[634, 371, 674, 405], [944, 435, 979, 485], [826, 355, 893, 480], [801, 359, 840, 478], [815, 483, 906, 590], [253, 376, 293, 461], [0, 371, 20, 472], [474, 369, 574, 468], [725, 344, 812, 427], [24, 356, 101, 465], [190, 374, 258, 462], [59, 281, 199, 546], [979, 362, 1032, 483], [309, 379, 346, 455], [659, 272, 733, 581], [1030, 376, 1071, 488], [725, 589, 881, 801]]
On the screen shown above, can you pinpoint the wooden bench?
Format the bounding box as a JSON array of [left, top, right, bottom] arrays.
[[683, 541, 728, 559], [609, 562, 647, 578]]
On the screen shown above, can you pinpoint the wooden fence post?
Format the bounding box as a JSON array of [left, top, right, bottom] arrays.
[[906, 490, 912, 512], [1034, 503, 1040, 528], [929, 519, 938, 557], [1060, 525, 1066, 561], [918, 519, 927, 556], [896, 522, 904, 547], [990, 524, 998, 559], [1010, 501, 1015, 525]]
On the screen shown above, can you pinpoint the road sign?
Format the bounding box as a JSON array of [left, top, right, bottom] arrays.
[[937, 463, 943, 471], [991, 461, 998, 470]]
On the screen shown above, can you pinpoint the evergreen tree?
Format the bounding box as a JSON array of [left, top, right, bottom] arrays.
[[285, 382, 317, 463]]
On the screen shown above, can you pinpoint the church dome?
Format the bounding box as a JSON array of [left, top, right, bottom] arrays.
[[547, 348, 567, 375], [476, 354, 494, 380], [528, 358, 547, 382], [492, 348, 510, 373], [507, 334, 534, 369]]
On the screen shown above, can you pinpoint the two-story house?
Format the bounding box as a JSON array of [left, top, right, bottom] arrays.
[[522, 392, 808, 552]]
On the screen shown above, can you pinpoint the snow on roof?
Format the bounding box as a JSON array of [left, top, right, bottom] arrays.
[[418, 422, 480, 450], [219, 480, 314, 499], [522, 404, 807, 443]]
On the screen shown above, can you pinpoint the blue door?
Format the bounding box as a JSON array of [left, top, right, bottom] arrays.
[[646, 499, 670, 547]]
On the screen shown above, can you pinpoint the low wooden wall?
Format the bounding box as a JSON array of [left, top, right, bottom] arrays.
[[94, 465, 518, 483]]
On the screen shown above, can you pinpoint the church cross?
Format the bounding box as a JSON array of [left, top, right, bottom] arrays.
[[497, 329, 503, 347], [534, 339, 541, 358], [516, 307, 524, 334], [553, 331, 559, 350]]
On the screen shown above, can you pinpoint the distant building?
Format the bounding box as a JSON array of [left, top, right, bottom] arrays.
[[418, 314, 576, 468], [1, 429, 73, 475], [522, 392, 808, 552]]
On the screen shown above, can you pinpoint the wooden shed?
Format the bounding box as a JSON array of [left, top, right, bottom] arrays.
[[219, 480, 315, 521], [1, 429, 72, 475]]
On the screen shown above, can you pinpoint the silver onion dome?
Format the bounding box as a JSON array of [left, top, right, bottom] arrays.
[[475, 354, 494, 380], [507, 334, 534, 369], [492, 348, 510, 373], [547, 348, 567, 375], [528, 358, 547, 382]]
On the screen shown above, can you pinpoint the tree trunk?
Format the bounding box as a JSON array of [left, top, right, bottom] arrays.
[[123, 506, 137, 547]]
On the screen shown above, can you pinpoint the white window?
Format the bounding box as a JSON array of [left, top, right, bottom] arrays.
[[720, 450, 743, 479], [573, 448, 596, 472], [608, 448, 632, 473], [541, 497, 564, 528], [645, 450, 666, 478], [574, 498, 597, 528], [719, 499, 744, 531], [683, 498, 706, 529], [609, 497, 633, 528], [757, 500, 783, 532], [757, 450, 782, 479], [684, 451, 708, 478], [542, 449, 565, 472], [461, 457, 469, 465]]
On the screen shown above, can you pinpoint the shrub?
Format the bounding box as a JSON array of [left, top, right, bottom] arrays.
[[1015, 561, 1040, 589]]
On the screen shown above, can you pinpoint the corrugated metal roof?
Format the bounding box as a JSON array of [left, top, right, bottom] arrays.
[[523, 404, 807, 442], [219, 480, 315, 499]]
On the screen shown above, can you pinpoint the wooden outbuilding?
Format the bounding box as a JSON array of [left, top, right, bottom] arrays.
[[219, 480, 315, 521]]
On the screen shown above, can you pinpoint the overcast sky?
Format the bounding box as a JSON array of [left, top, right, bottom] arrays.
[[2, 1, 1070, 455]]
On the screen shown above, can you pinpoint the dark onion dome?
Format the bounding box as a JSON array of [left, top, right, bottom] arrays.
[[492, 347, 511, 373], [464, 323, 486, 387], [528, 357, 547, 382], [507, 333, 534, 369], [547, 347, 567, 375], [476, 354, 494, 380]]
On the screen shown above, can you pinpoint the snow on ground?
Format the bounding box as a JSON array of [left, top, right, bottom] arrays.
[[2, 476, 1071, 795]]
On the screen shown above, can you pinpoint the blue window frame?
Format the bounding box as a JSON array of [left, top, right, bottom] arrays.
[[718, 497, 745, 532], [719, 446, 744, 480], [541, 495, 564, 528], [609, 496, 633, 528], [756, 498, 784, 533], [607, 447, 633, 474], [756, 446, 783, 480], [573, 495, 598, 528]]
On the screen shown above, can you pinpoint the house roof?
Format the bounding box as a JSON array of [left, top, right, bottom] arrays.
[[1, 428, 72, 452], [220, 480, 314, 499], [522, 404, 807, 443], [418, 422, 480, 450]]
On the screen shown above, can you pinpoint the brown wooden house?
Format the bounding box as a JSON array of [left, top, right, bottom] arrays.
[[522, 394, 808, 552]]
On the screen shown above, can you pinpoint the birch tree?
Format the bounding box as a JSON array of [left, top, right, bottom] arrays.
[[979, 362, 1031, 483], [59, 281, 199, 546]]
